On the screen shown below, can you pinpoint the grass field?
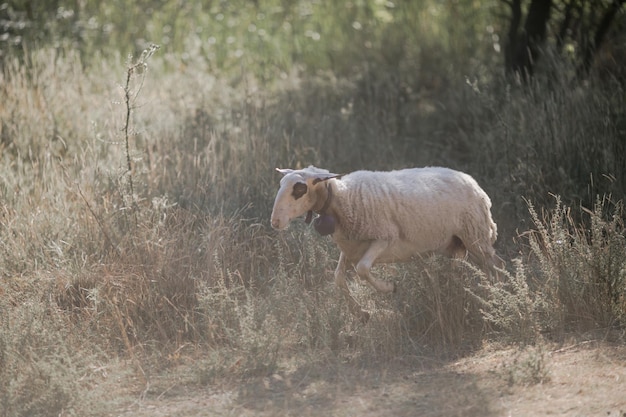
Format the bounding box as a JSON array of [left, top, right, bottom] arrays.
[[1, 1, 625, 415]]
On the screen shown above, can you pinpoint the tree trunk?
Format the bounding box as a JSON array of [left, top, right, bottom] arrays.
[[578, 0, 625, 78], [556, 0, 575, 52], [505, 0, 523, 75], [505, 0, 553, 80]]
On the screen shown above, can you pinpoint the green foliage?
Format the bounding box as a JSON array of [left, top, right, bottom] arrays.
[[1, 1, 501, 80]]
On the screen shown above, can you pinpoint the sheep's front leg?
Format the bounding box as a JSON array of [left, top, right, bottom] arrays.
[[335, 252, 370, 322], [355, 240, 396, 293]]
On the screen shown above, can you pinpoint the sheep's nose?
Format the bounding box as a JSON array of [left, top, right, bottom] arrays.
[[271, 218, 280, 229]]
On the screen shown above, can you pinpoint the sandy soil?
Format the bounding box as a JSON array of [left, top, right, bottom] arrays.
[[115, 341, 626, 417]]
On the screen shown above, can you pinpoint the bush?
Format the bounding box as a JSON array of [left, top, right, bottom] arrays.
[[527, 196, 626, 332], [474, 196, 626, 345]]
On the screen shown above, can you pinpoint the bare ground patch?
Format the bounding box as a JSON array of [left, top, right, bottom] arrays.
[[115, 342, 626, 417]]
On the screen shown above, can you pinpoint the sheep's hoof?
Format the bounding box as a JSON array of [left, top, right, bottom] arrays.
[[392, 281, 397, 294]]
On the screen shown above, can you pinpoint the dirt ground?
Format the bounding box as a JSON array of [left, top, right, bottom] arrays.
[[116, 341, 626, 417]]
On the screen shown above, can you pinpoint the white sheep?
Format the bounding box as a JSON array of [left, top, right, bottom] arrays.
[[271, 165, 503, 321]]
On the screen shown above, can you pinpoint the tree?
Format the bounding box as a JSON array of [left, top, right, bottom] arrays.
[[577, 0, 626, 77], [504, 0, 552, 80], [502, 0, 625, 81]]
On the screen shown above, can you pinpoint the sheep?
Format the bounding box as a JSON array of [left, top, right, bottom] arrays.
[[271, 165, 503, 321]]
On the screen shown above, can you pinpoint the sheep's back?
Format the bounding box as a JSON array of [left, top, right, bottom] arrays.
[[334, 167, 491, 245]]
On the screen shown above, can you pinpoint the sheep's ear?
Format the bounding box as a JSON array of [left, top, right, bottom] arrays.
[[312, 174, 343, 185], [276, 168, 293, 176]]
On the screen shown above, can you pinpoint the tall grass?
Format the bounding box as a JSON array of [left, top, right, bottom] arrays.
[[1, 7, 625, 414], [0, 275, 128, 416], [482, 74, 624, 230]]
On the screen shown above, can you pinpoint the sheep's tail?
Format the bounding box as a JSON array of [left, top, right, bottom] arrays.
[[481, 192, 498, 245], [485, 193, 498, 245], [489, 216, 498, 245]]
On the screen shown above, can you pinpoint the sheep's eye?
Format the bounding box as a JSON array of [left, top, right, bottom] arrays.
[[292, 182, 308, 199]]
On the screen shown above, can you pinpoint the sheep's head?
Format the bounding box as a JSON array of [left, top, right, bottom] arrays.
[[271, 166, 338, 230]]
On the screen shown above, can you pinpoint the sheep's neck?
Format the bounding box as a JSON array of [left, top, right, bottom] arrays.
[[317, 183, 333, 214], [305, 183, 333, 224]]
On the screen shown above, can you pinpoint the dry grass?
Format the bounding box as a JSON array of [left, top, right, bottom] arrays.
[[0, 35, 625, 416]]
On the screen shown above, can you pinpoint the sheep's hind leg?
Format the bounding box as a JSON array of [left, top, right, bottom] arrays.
[[335, 252, 370, 322], [465, 240, 505, 279], [355, 240, 395, 293], [443, 235, 468, 260]]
